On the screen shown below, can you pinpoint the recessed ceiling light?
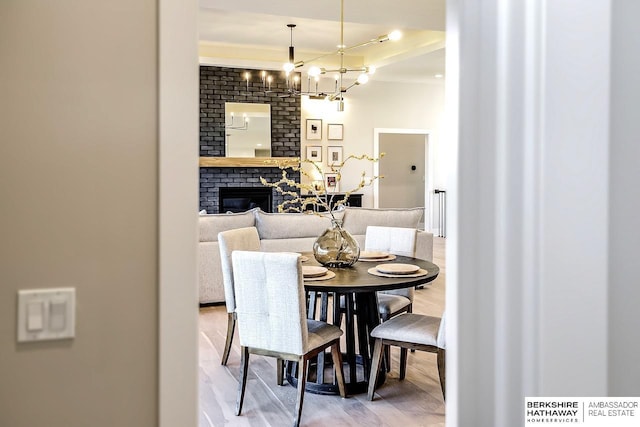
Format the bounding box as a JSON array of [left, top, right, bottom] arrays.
[[435, 74, 444, 79], [257, 144, 262, 147]]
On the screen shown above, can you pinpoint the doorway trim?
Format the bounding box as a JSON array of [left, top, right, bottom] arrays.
[[373, 128, 433, 231], [448, 0, 611, 424], [158, 0, 199, 425]]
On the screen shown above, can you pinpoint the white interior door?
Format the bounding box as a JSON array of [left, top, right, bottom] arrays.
[[379, 133, 426, 208], [374, 128, 432, 230]]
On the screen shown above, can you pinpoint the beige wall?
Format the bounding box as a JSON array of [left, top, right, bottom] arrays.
[[0, 1, 158, 426]]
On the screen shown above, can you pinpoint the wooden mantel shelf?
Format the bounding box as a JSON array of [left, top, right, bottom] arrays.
[[199, 157, 299, 168]]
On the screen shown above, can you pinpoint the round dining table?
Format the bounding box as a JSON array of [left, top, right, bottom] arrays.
[[286, 252, 440, 395]]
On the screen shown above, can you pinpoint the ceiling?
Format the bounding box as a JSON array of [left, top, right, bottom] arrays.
[[198, 0, 446, 84]]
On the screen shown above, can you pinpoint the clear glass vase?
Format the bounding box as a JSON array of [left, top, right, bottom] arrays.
[[313, 219, 360, 268]]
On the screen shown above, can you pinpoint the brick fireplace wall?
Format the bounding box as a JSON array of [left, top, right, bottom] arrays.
[[199, 65, 301, 212], [200, 167, 298, 214]]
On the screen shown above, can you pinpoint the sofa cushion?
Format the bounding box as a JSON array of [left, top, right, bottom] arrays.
[[198, 241, 225, 303], [342, 207, 424, 236], [260, 237, 318, 253], [255, 209, 344, 240], [199, 209, 256, 242]]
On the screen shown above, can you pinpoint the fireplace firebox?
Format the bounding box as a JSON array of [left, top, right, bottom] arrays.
[[219, 187, 272, 213]]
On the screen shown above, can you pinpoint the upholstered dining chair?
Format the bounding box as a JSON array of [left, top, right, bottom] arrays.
[[365, 225, 418, 322], [364, 225, 419, 371], [367, 312, 446, 401], [232, 251, 347, 427], [217, 226, 261, 366]]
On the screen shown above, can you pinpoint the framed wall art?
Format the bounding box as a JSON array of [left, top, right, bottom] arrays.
[[327, 123, 344, 140], [306, 119, 322, 140], [325, 173, 339, 192], [327, 146, 343, 166], [306, 145, 322, 161]]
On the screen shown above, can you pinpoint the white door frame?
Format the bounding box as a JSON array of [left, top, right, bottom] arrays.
[[158, 0, 199, 425], [373, 128, 433, 231], [448, 0, 611, 425], [159, 1, 614, 426]]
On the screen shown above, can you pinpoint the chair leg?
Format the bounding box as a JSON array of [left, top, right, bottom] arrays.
[[235, 346, 250, 416], [277, 358, 284, 386], [437, 348, 446, 400], [330, 342, 347, 398], [293, 356, 309, 427], [380, 313, 391, 372], [367, 339, 384, 401], [399, 347, 408, 380], [221, 312, 236, 365]]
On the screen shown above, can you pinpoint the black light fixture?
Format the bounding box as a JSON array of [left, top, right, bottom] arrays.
[[244, 0, 402, 111], [283, 24, 304, 73]]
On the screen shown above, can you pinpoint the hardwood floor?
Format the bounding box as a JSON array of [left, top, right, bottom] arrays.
[[199, 237, 446, 427]]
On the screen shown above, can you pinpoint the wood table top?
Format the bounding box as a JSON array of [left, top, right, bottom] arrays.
[[300, 252, 440, 293]]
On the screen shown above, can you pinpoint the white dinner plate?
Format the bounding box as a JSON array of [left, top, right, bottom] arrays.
[[367, 268, 428, 279], [359, 250, 390, 260], [358, 254, 396, 262], [303, 271, 336, 281], [302, 265, 329, 278], [375, 263, 420, 275]]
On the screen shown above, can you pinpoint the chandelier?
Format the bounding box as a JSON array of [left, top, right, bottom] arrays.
[[243, 0, 401, 111]]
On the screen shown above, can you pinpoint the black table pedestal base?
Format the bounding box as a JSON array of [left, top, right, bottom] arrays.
[[285, 353, 385, 395], [289, 291, 384, 395]]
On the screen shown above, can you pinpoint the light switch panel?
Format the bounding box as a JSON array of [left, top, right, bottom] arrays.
[[27, 301, 44, 331], [17, 288, 75, 342]]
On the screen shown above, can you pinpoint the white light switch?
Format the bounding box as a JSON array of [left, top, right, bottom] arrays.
[[49, 298, 67, 331], [27, 301, 44, 331], [17, 288, 75, 342]]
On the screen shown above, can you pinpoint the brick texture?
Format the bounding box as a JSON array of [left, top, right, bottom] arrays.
[[200, 168, 300, 214], [199, 66, 301, 212]]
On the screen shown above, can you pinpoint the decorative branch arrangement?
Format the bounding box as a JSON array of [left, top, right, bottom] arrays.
[[260, 153, 385, 221]]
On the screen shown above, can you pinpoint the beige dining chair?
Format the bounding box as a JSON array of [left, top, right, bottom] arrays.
[[365, 225, 418, 322], [217, 226, 261, 365], [367, 312, 446, 401], [364, 225, 419, 370], [232, 250, 347, 427]]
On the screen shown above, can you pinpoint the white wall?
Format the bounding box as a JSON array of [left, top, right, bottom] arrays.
[[301, 78, 445, 208]]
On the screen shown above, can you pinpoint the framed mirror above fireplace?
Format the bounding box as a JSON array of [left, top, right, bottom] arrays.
[[199, 66, 300, 168], [225, 102, 271, 157]]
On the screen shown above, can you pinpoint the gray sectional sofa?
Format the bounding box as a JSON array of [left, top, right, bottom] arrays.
[[198, 207, 433, 304]]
